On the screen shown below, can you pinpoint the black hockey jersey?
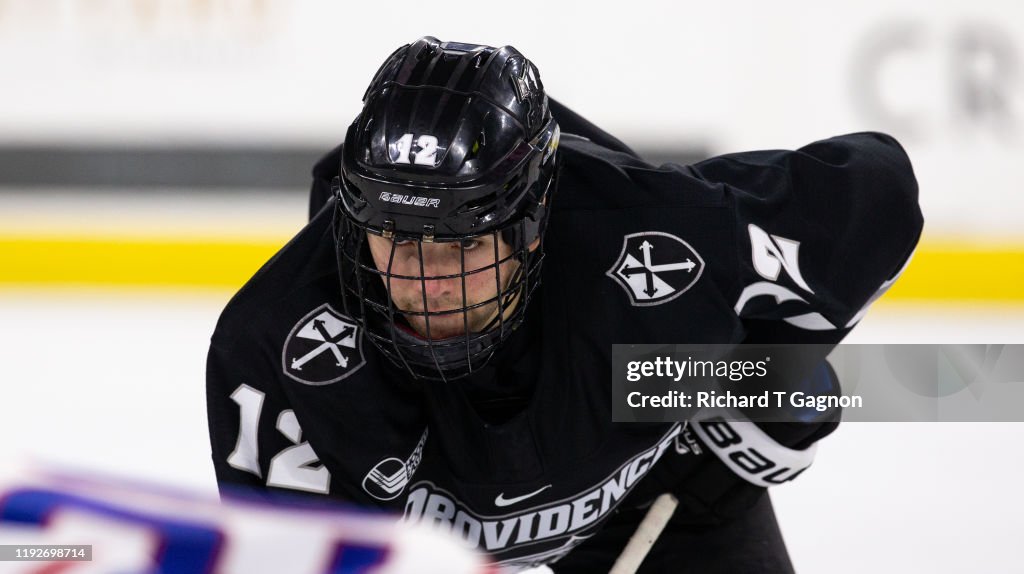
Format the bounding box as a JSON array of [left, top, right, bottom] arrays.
[[207, 125, 922, 569]]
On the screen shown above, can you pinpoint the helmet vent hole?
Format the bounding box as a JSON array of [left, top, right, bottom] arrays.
[[342, 176, 364, 200], [462, 191, 499, 214]]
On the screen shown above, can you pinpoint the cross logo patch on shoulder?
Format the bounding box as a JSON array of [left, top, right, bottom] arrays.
[[606, 232, 705, 307], [281, 304, 365, 385]]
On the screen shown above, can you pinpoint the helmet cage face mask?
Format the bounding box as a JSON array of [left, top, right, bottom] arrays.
[[332, 199, 550, 382], [332, 37, 558, 382]]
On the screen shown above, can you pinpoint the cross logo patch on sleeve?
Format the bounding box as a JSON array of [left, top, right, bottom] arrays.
[[281, 304, 366, 385], [606, 231, 705, 307]]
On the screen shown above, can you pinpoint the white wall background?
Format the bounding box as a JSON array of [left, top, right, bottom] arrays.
[[0, 0, 1022, 234]]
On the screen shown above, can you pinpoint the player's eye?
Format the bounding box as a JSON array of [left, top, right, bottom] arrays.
[[393, 238, 415, 247], [459, 239, 481, 251]]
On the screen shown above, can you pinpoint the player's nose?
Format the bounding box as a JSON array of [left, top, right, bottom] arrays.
[[416, 246, 462, 298], [420, 276, 457, 300]]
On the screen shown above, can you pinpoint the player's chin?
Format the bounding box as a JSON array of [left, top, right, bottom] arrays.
[[404, 315, 470, 340]]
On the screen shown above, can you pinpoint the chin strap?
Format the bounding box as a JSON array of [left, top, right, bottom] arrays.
[[389, 321, 502, 372]]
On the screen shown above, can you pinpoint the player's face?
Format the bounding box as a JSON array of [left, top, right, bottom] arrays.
[[365, 233, 522, 339]]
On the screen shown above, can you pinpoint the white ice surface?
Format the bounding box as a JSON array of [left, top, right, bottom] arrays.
[[773, 305, 1024, 574], [0, 294, 1022, 572]]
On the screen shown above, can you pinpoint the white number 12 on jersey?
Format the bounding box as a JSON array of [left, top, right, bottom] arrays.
[[226, 384, 331, 494]]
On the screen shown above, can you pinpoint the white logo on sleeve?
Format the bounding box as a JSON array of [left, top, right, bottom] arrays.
[[606, 231, 705, 307], [735, 224, 837, 330], [748, 224, 814, 293], [282, 304, 365, 385]]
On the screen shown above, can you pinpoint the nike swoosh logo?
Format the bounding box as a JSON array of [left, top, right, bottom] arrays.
[[494, 484, 552, 507]]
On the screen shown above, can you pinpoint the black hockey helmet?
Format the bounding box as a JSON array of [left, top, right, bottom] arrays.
[[333, 37, 560, 381]]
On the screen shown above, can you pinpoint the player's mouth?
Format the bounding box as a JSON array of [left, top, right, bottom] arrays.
[[395, 314, 472, 341]]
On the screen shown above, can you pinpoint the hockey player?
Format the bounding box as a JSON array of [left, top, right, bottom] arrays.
[[207, 37, 923, 572]]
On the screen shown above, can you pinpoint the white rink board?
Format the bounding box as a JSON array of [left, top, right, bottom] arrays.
[[0, 0, 1022, 235], [0, 293, 1022, 573]]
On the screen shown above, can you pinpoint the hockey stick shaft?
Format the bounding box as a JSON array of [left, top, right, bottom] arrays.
[[607, 492, 679, 574]]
